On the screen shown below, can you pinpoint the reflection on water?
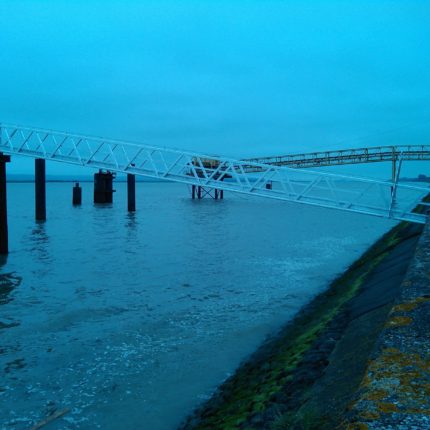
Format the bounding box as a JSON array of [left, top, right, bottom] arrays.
[[0, 182, 396, 430], [28, 222, 51, 261], [0, 271, 21, 306]]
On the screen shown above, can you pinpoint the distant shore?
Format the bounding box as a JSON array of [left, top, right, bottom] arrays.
[[179, 214, 425, 429]]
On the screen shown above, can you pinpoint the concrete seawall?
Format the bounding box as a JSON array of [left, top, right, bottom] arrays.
[[345, 219, 430, 429], [179, 217, 428, 430]]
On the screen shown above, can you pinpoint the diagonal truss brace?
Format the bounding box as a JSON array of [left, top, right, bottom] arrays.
[[0, 122, 428, 224]]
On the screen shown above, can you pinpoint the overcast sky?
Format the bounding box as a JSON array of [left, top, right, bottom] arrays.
[[1, 0, 429, 177]]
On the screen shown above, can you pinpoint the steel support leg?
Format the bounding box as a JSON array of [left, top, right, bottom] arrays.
[[35, 158, 46, 221], [0, 153, 11, 254], [127, 173, 136, 212]]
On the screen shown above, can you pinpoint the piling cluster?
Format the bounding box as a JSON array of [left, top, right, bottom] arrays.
[[0, 156, 139, 254], [0, 154, 226, 254]]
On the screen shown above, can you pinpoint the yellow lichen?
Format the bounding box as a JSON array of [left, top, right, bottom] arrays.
[[359, 410, 380, 420], [391, 296, 430, 313], [377, 402, 399, 413], [386, 316, 412, 327], [345, 423, 369, 430], [363, 389, 388, 402], [392, 302, 418, 312]]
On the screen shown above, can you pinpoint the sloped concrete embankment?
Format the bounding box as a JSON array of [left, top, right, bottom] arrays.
[[179, 217, 427, 430]]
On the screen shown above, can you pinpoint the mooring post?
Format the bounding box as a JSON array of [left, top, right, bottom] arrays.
[[127, 173, 136, 212], [197, 186, 202, 199], [72, 182, 82, 205], [215, 189, 219, 200], [35, 158, 46, 221], [220, 189, 224, 199], [191, 184, 196, 199], [0, 153, 11, 254]]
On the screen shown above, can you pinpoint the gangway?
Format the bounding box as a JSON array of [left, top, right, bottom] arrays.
[[0, 123, 428, 224]]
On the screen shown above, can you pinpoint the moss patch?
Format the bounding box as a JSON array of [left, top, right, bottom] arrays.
[[180, 217, 422, 430]]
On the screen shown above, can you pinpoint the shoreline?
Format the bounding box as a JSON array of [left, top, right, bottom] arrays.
[[179, 218, 425, 429]]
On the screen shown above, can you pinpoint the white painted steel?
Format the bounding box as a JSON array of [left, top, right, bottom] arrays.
[[0, 123, 428, 224]]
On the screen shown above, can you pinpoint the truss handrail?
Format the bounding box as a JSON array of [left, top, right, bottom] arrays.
[[242, 145, 430, 171], [0, 122, 428, 224]]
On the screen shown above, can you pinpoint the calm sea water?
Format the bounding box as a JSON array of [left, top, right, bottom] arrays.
[[0, 182, 395, 429]]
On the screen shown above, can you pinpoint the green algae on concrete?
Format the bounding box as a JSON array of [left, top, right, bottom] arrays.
[[180, 218, 423, 430]]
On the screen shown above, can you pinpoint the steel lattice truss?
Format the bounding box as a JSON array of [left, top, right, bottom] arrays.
[[243, 145, 430, 170], [0, 123, 428, 224]]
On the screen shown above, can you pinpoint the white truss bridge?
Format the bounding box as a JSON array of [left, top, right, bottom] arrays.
[[0, 123, 429, 224]]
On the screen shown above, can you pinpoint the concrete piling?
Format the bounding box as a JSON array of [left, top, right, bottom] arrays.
[[127, 174, 136, 212], [0, 153, 11, 254], [94, 170, 115, 203], [72, 183, 82, 205], [35, 158, 46, 221]]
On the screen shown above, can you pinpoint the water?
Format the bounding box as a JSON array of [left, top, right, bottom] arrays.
[[0, 182, 395, 429]]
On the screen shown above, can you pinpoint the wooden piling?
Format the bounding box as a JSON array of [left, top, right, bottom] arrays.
[[35, 158, 46, 220], [127, 174, 136, 212], [72, 183, 82, 205], [0, 153, 10, 254]]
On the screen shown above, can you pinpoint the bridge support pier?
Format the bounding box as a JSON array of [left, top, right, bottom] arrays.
[[35, 158, 46, 221], [0, 153, 11, 254], [127, 174, 136, 212], [94, 170, 115, 203], [191, 185, 223, 200], [72, 182, 82, 205]]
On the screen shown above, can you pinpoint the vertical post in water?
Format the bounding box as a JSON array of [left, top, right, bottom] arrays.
[[191, 185, 196, 199], [197, 186, 202, 199], [127, 173, 136, 212], [391, 147, 397, 184], [215, 189, 219, 200], [35, 158, 46, 221], [72, 182, 82, 205], [0, 153, 11, 254]]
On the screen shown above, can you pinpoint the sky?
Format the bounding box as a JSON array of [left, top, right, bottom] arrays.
[[0, 0, 429, 178]]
